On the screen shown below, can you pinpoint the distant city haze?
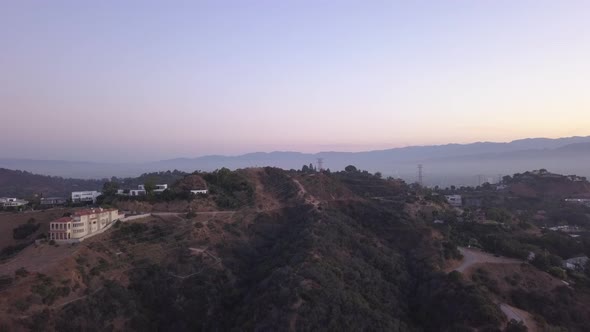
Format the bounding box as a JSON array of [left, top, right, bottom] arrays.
[[2, 1, 590, 162]]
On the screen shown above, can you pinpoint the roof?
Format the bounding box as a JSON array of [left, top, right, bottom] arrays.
[[52, 217, 73, 223]]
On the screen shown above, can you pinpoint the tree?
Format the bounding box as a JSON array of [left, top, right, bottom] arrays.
[[345, 165, 357, 172], [102, 181, 119, 196], [505, 319, 527, 332], [374, 172, 382, 179], [144, 181, 156, 196], [301, 165, 310, 173]]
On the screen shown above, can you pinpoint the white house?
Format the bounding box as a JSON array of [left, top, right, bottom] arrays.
[[49, 208, 120, 242], [190, 189, 208, 195], [71, 191, 102, 203], [445, 195, 463, 207], [0, 197, 28, 207], [129, 189, 146, 196], [154, 184, 168, 193], [119, 184, 168, 196]]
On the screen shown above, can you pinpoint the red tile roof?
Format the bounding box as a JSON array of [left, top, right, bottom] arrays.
[[51, 217, 72, 223]]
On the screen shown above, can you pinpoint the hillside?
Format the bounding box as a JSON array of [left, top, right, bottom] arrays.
[[0, 167, 504, 331], [1, 168, 589, 331], [0, 168, 103, 198]]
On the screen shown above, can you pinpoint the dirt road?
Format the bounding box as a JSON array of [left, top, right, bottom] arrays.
[[453, 248, 537, 331], [454, 247, 522, 273]]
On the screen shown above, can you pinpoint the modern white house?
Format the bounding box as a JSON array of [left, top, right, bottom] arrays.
[[565, 198, 590, 206], [154, 184, 168, 193], [118, 184, 168, 196], [445, 195, 463, 207], [71, 191, 102, 203], [0, 197, 28, 207], [190, 189, 208, 195], [129, 189, 147, 196], [48, 208, 120, 242], [40, 197, 67, 205]]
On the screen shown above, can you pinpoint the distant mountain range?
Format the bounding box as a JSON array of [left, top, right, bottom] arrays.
[[1, 136, 590, 186]]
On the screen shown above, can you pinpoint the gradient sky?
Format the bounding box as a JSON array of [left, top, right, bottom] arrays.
[[1, 0, 590, 162]]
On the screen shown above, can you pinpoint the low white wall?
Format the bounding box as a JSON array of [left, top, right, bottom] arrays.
[[120, 214, 151, 222]]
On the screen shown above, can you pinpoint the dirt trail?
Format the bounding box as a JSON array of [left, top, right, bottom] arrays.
[[291, 178, 320, 209]]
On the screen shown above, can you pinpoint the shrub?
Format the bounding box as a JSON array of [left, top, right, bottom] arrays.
[[13, 223, 40, 240], [15, 267, 29, 278], [0, 243, 29, 261]]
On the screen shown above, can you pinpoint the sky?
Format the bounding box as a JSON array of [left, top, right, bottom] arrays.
[[1, 0, 590, 162]]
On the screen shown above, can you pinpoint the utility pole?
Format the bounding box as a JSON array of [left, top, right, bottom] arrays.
[[417, 164, 423, 185], [317, 158, 324, 171]]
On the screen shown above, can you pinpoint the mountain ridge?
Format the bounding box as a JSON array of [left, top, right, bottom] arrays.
[[1, 136, 590, 185]]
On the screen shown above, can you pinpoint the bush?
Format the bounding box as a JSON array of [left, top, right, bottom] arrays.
[[0, 275, 13, 290], [0, 243, 29, 261], [506, 319, 527, 332], [547, 267, 567, 279], [15, 267, 29, 278], [14, 298, 31, 312], [13, 223, 40, 240]]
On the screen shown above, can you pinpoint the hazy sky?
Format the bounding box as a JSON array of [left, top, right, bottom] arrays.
[[1, 0, 589, 162]]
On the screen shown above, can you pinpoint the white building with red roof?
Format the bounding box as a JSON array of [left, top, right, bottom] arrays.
[[49, 208, 120, 242]]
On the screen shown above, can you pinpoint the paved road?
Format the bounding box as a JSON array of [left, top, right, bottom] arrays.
[[152, 211, 235, 216], [500, 303, 523, 322], [455, 247, 522, 273]]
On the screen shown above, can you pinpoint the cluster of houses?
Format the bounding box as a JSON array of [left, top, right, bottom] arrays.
[[1, 185, 209, 210], [116, 184, 208, 196], [48, 207, 121, 243]]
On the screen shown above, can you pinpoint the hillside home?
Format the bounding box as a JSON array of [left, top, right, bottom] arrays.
[[71, 191, 101, 203], [40, 197, 66, 205], [0, 197, 29, 207], [565, 198, 590, 206], [190, 189, 208, 195], [119, 184, 168, 196], [48, 208, 119, 242], [154, 184, 168, 193], [445, 195, 463, 207]]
